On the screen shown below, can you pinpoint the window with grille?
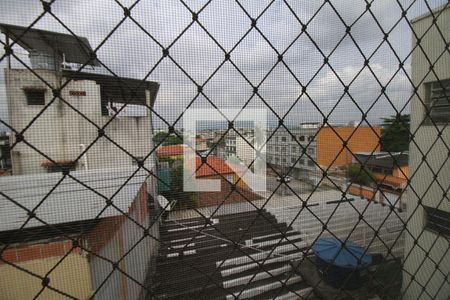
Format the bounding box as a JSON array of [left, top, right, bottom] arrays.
[[23, 88, 45, 105], [423, 206, 450, 237], [426, 79, 450, 123]]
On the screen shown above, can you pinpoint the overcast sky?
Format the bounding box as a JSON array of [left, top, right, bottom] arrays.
[[0, 0, 447, 130]]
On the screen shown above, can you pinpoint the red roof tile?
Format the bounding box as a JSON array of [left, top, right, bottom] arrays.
[[156, 144, 186, 156], [196, 156, 234, 177]]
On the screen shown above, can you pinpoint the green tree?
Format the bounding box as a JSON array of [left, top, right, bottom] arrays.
[[153, 131, 183, 146], [207, 137, 225, 149], [347, 164, 375, 186], [380, 114, 410, 152], [164, 165, 197, 209]]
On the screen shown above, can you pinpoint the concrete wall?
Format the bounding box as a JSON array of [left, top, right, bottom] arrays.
[[316, 126, 381, 168], [0, 254, 92, 300], [235, 135, 255, 166], [5, 69, 155, 175], [403, 6, 450, 300], [86, 183, 160, 300]]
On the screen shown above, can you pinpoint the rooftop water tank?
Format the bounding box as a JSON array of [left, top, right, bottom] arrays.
[[312, 237, 372, 290]]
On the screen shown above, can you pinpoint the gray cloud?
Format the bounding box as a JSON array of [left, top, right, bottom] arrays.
[[0, 0, 446, 130]]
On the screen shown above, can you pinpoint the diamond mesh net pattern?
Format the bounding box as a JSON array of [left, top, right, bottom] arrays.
[[0, 0, 449, 299]]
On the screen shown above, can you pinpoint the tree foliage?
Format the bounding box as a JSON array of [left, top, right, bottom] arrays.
[[380, 114, 410, 152], [162, 165, 197, 209], [153, 131, 183, 146], [347, 164, 376, 186], [207, 137, 225, 149]]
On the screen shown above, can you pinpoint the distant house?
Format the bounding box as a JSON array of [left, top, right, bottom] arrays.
[[354, 152, 409, 190], [193, 155, 261, 207], [0, 167, 158, 300], [156, 144, 187, 160], [195, 137, 208, 152], [348, 152, 409, 208]]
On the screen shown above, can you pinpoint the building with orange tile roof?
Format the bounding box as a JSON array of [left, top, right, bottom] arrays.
[[156, 144, 187, 159]]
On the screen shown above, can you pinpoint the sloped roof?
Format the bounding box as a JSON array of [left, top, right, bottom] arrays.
[[0, 167, 148, 232], [196, 155, 234, 177], [354, 152, 409, 169], [157, 144, 187, 157], [62, 70, 160, 107], [0, 23, 100, 66]]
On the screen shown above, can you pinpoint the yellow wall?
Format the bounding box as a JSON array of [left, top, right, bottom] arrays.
[[0, 254, 92, 300]]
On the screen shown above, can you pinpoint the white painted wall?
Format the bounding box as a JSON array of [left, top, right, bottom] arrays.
[[403, 6, 450, 300], [5, 69, 156, 175]]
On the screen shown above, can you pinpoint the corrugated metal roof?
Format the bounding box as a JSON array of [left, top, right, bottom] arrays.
[[62, 70, 160, 107], [0, 23, 100, 66], [0, 167, 148, 232], [354, 152, 409, 168]]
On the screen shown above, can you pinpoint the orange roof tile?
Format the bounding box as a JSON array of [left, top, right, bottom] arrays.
[[196, 156, 234, 177], [156, 144, 186, 156]]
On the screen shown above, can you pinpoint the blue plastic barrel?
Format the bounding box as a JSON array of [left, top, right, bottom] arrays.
[[312, 237, 372, 289]]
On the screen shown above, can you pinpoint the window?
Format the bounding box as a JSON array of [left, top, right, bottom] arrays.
[[282, 158, 286, 163], [291, 157, 296, 164], [424, 206, 450, 237], [281, 136, 286, 142], [275, 147, 279, 152], [299, 136, 305, 142], [24, 88, 46, 105], [291, 146, 296, 153], [426, 79, 450, 123], [308, 148, 315, 155], [291, 136, 296, 142], [281, 147, 286, 153], [308, 159, 315, 167], [42, 161, 77, 173]]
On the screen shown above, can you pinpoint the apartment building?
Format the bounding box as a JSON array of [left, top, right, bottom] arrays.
[[403, 6, 450, 300], [266, 124, 318, 179], [266, 123, 381, 181], [1, 24, 159, 175], [225, 130, 256, 167]]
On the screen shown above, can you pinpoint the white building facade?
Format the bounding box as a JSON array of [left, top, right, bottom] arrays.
[[266, 126, 318, 179], [5, 69, 159, 175], [403, 6, 450, 300]]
